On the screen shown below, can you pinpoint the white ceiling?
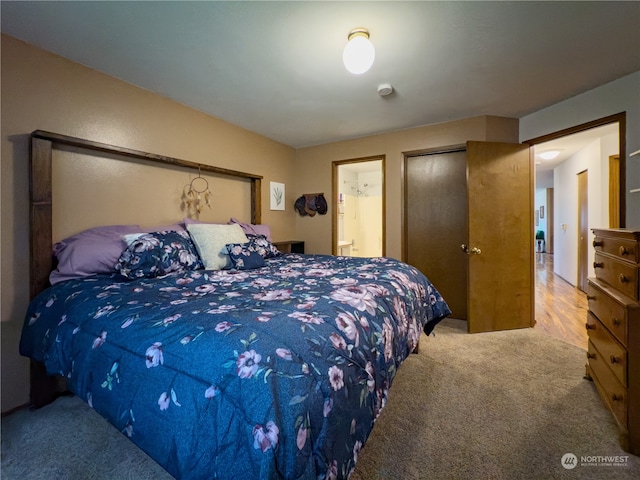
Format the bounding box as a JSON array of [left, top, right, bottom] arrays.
[[533, 122, 619, 187], [534, 123, 620, 168], [1, 1, 639, 150]]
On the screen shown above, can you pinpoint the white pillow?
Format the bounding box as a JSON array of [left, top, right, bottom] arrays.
[[123, 232, 145, 245], [186, 223, 248, 270]]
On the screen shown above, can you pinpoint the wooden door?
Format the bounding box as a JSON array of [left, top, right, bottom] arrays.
[[406, 150, 467, 319], [609, 155, 620, 228], [546, 188, 554, 254], [466, 141, 533, 333], [577, 170, 589, 292]]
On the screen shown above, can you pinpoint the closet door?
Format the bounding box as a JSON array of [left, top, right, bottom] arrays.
[[466, 141, 533, 333], [405, 142, 533, 333], [406, 149, 468, 319]]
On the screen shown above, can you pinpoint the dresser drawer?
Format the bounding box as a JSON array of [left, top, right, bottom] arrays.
[[587, 280, 628, 347], [593, 252, 639, 300], [593, 233, 640, 264], [586, 312, 627, 386], [588, 340, 628, 427]]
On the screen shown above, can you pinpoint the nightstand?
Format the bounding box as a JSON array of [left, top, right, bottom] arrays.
[[272, 240, 305, 254]]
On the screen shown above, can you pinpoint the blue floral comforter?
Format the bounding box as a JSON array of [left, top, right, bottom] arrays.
[[20, 254, 450, 479]]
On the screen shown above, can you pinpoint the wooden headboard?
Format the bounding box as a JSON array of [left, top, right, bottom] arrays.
[[29, 130, 263, 299]]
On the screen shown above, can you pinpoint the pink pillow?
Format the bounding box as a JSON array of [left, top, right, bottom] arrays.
[[183, 217, 225, 226], [49, 225, 141, 284], [141, 222, 185, 232], [228, 217, 272, 241]]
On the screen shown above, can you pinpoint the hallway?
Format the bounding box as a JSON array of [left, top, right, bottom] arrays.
[[534, 252, 588, 350]]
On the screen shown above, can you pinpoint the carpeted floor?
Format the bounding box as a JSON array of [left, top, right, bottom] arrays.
[[2, 318, 639, 479]]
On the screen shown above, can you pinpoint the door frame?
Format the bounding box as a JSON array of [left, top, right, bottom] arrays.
[[523, 112, 627, 228], [331, 155, 386, 256]]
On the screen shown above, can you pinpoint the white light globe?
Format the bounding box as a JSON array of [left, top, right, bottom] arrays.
[[343, 34, 375, 74], [539, 150, 560, 160]]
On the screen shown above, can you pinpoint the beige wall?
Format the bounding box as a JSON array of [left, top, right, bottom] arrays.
[[294, 115, 519, 258], [1, 35, 297, 412]]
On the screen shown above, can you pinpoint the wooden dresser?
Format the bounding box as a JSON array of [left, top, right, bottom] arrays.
[[586, 228, 640, 455]]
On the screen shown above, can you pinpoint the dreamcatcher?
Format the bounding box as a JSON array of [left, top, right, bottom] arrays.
[[182, 167, 212, 217]]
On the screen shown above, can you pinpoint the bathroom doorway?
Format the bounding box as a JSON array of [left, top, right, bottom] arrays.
[[332, 156, 385, 257]]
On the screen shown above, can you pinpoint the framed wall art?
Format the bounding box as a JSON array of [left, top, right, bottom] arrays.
[[270, 182, 285, 210]]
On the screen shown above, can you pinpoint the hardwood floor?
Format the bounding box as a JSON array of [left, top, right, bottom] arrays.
[[534, 252, 588, 350]]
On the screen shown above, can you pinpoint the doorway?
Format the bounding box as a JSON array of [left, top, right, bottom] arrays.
[[332, 157, 385, 257], [527, 114, 624, 343], [527, 114, 624, 292]]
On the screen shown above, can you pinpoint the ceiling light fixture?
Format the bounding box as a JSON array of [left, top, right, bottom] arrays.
[[343, 28, 375, 75], [538, 150, 561, 160]]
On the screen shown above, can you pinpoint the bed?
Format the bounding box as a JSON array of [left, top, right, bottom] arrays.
[[19, 131, 451, 479]]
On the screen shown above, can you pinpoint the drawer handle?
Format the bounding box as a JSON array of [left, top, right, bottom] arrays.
[[612, 317, 621, 326], [585, 322, 596, 330], [593, 262, 603, 269], [587, 352, 596, 359], [586, 295, 596, 301], [610, 354, 621, 364], [619, 274, 629, 284], [612, 394, 623, 402], [619, 245, 630, 256], [593, 239, 603, 248]]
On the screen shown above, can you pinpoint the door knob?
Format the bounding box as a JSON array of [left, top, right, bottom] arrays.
[[460, 244, 481, 255]]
